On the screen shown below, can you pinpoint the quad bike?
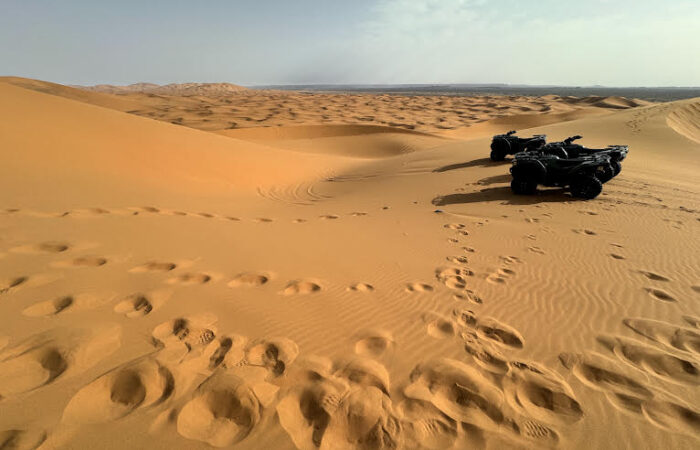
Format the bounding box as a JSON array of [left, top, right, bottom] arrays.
[[490, 130, 546, 161], [510, 152, 613, 199], [537, 135, 629, 181]]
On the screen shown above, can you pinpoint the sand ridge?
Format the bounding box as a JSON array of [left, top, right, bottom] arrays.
[[0, 78, 698, 449]]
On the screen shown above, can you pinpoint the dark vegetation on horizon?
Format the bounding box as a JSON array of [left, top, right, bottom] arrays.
[[253, 84, 700, 102]]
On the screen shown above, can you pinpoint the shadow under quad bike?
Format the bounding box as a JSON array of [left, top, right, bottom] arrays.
[[509, 152, 613, 199], [490, 130, 546, 161], [537, 135, 629, 181]]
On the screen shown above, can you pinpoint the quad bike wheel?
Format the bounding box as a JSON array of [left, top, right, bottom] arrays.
[[510, 160, 546, 184], [611, 160, 622, 176], [570, 175, 603, 199], [490, 139, 510, 161], [595, 164, 615, 183], [511, 178, 538, 195]]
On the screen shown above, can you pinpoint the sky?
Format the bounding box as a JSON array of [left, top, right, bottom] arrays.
[[1, 0, 699, 86]]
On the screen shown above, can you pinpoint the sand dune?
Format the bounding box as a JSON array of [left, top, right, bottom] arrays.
[[666, 99, 700, 144], [79, 82, 248, 96], [0, 78, 698, 450]]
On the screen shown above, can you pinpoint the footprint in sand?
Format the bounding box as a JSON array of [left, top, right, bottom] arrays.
[[197, 212, 215, 218], [254, 217, 273, 223], [423, 313, 458, 339], [350, 212, 368, 217], [596, 335, 699, 386], [152, 315, 219, 362], [405, 282, 433, 293], [71, 256, 108, 267], [114, 294, 154, 318], [473, 317, 524, 349], [228, 272, 270, 288], [462, 246, 476, 253], [573, 229, 597, 236], [135, 206, 161, 213], [499, 255, 522, 265], [22, 296, 74, 317], [354, 331, 394, 358], [0, 429, 47, 449], [0, 328, 120, 398], [167, 272, 212, 285], [446, 256, 469, 265], [559, 352, 654, 399], [453, 290, 483, 304], [176, 373, 263, 447], [319, 214, 339, 220], [644, 288, 676, 302], [435, 267, 473, 290], [10, 241, 70, 254], [63, 358, 174, 424], [346, 282, 374, 293], [277, 357, 397, 449], [487, 268, 515, 285], [637, 270, 671, 282], [609, 253, 626, 260], [130, 261, 177, 273], [0, 276, 29, 294], [623, 318, 700, 355], [504, 361, 583, 426], [404, 358, 510, 431], [528, 246, 545, 255], [242, 338, 299, 377], [280, 280, 322, 296], [682, 315, 700, 328]]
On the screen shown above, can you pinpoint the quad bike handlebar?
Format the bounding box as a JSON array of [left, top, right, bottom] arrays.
[[564, 135, 582, 144]]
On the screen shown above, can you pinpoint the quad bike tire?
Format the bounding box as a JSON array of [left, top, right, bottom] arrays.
[[595, 164, 615, 183], [510, 160, 546, 184], [570, 175, 603, 199], [511, 178, 538, 195], [490, 139, 510, 161], [611, 160, 622, 176]]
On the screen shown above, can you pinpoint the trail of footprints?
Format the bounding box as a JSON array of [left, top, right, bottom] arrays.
[[1, 205, 375, 224]]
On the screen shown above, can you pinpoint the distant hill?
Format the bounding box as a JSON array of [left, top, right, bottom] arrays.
[[77, 82, 248, 96]]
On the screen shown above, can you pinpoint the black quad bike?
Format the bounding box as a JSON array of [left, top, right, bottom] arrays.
[[490, 130, 546, 161], [537, 135, 629, 181], [509, 152, 613, 199]]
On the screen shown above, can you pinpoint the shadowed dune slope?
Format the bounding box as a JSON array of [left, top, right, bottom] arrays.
[[0, 82, 356, 207], [218, 125, 449, 158]]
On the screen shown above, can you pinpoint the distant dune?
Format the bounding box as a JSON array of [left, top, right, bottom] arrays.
[[78, 81, 248, 96]]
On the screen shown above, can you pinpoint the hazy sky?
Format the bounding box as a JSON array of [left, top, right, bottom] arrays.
[[2, 0, 698, 86]]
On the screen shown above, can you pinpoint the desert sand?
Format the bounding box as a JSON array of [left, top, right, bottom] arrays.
[[0, 77, 698, 450]]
